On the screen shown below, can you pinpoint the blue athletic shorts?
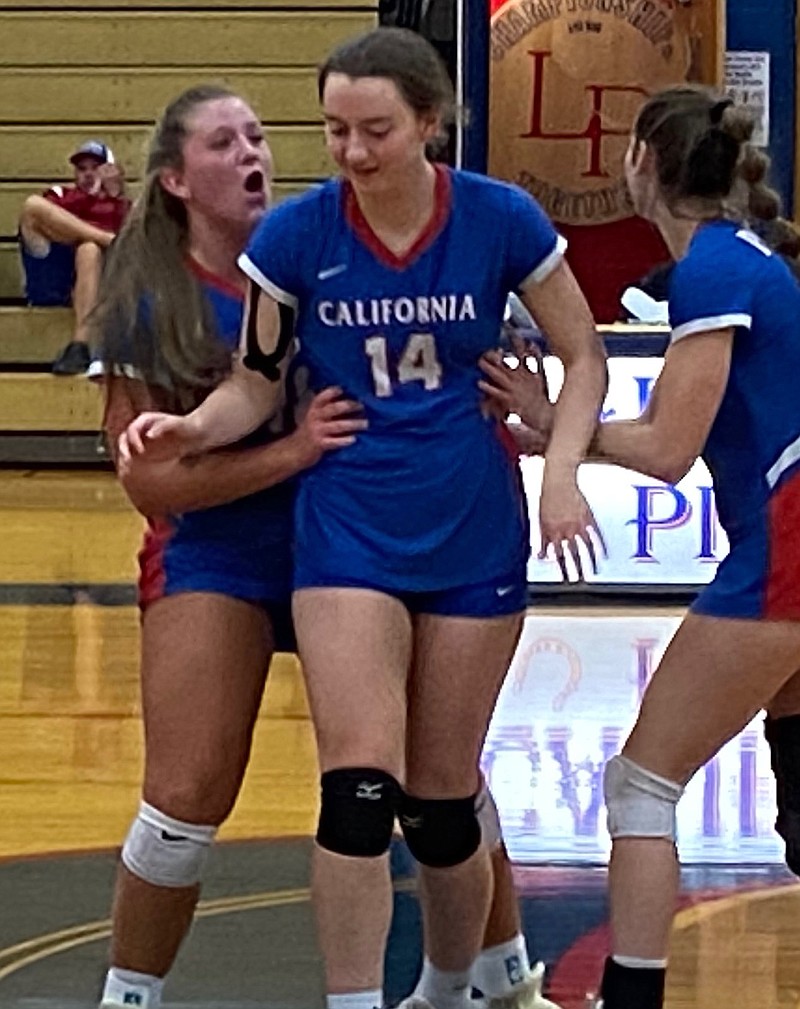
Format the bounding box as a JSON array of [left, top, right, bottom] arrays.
[[692, 469, 800, 621], [139, 515, 297, 653], [19, 235, 74, 306], [293, 565, 528, 618]]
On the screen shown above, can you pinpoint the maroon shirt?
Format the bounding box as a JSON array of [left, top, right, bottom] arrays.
[[44, 185, 131, 234]]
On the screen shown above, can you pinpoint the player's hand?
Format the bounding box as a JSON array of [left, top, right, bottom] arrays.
[[478, 334, 554, 440], [97, 163, 125, 198], [506, 422, 550, 457], [120, 412, 203, 463], [538, 469, 605, 582], [288, 387, 367, 467]]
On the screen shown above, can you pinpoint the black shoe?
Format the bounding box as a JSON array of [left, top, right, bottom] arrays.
[[52, 341, 91, 375]]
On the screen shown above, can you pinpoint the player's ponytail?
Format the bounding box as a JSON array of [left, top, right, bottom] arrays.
[[633, 85, 800, 272], [91, 84, 237, 412], [633, 86, 784, 226]]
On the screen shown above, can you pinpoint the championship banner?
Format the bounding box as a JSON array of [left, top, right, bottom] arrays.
[[488, 0, 695, 321]]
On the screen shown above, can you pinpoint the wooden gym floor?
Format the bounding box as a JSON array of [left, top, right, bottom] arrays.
[[1, 469, 799, 1008]]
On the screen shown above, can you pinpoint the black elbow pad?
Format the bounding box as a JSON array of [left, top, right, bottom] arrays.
[[242, 282, 296, 382]]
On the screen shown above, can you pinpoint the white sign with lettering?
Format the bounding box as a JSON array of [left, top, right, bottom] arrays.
[[522, 356, 729, 586], [725, 50, 770, 147]]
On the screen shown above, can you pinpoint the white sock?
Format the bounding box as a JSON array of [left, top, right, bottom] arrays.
[[101, 967, 164, 1007], [416, 958, 473, 1009], [472, 934, 531, 997], [326, 990, 383, 1009], [612, 954, 668, 970]]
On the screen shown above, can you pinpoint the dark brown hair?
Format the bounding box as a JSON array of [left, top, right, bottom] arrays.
[[318, 27, 455, 132], [634, 85, 782, 226], [91, 84, 238, 412]]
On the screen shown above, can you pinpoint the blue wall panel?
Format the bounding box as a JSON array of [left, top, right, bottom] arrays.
[[727, 0, 796, 213]]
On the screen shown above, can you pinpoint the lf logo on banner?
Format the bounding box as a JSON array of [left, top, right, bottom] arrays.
[[489, 0, 691, 225]]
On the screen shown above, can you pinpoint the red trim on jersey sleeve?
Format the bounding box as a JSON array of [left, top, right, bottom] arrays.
[[137, 517, 173, 611], [765, 471, 800, 619], [187, 255, 246, 301], [497, 421, 522, 464], [344, 163, 452, 270]]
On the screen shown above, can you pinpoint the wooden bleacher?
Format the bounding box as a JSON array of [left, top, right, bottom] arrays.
[[0, 0, 376, 464]]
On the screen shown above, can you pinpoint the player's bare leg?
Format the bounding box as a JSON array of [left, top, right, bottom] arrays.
[[100, 593, 274, 1008], [403, 611, 523, 1009], [474, 831, 562, 1009], [293, 588, 411, 1009], [598, 614, 800, 1009]]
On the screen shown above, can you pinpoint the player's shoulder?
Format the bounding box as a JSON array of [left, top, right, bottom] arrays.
[[267, 178, 342, 229], [673, 220, 770, 290], [689, 219, 774, 269], [451, 169, 530, 210], [451, 171, 551, 246]]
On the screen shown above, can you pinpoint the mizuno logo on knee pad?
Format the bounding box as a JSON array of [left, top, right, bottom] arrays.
[[317, 768, 399, 858], [399, 792, 481, 868], [356, 782, 384, 800]]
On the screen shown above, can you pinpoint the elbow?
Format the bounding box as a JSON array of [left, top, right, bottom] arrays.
[[120, 474, 165, 518], [652, 452, 695, 486], [118, 462, 177, 517], [569, 339, 608, 392]]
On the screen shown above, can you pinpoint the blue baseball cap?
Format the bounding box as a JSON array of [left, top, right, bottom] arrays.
[[69, 140, 113, 165]]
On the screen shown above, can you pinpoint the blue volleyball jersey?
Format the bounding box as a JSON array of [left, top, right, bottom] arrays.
[[669, 220, 800, 618], [95, 262, 296, 614], [165, 268, 295, 559], [240, 166, 565, 590]]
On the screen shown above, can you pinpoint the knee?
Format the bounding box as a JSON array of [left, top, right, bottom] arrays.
[[316, 767, 400, 858], [74, 240, 103, 269], [19, 194, 48, 227], [145, 772, 241, 827], [121, 801, 217, 888], [399, 790, 482, 868], [603, 754, 684, 843]]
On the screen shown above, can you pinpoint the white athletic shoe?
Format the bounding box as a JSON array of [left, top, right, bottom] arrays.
[[397, 996, 481, 1009], [483, 962, 562, 1009]]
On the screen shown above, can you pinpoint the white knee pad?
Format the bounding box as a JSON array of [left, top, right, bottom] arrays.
[[604, 755, 684, 841], [475, 782, 503, 848], [121, 801, 218, 888]]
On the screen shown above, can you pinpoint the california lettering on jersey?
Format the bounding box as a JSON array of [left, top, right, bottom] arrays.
[[317, 293, 478, 328]]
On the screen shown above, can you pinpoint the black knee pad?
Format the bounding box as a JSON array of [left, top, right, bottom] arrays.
[[316, 767, 399, 858], [765, 714, 800, 876], [399, 791, 481, 868]]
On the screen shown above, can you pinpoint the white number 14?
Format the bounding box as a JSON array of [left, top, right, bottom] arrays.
[[365, 333, 443, 398]]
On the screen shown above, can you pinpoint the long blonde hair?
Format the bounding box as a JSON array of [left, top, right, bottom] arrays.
[[91, 84, 240, 412]]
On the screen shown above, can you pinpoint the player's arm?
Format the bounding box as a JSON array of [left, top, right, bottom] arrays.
[[125, 284, 288, 459], [519, 259, 607, 576], [104, 376, 362, 516], [189, 285, 288, 448], [589, 328, 733, 483], [519, 260, 607, 475]]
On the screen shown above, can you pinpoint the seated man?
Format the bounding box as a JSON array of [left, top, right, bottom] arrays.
[[18, 140, 131, 375]]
